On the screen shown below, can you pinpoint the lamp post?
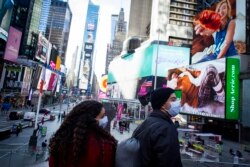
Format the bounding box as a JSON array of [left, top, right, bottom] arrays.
[[153, 30, 160, 90]]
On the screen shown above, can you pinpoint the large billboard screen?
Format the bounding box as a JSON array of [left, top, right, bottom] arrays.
[[167, 58, 226, 119], [191, 0, 246, 64], [35, 33, 49, 63], [3, 26, 22, 62], [154, 45, 190, 77]]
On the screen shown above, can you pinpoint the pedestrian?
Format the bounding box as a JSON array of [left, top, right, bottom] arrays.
[[16, 125, 20, 137], [42, 139, 48, 148], [49, 100, 117, 167], [41, 117, 45, 125], [132, 88, 182, 167]]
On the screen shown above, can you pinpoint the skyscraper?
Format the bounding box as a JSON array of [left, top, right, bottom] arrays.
[[39, 0, 51, 33], [45, 0, 72, 64], [79, 0, 99, 95], [110, 14, 118, 44], [105, 8, 127, 74]]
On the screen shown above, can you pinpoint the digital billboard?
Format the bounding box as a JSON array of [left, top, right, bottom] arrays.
[[192, 0, 246, 64], [35, 33, 49, 63], [153, 45, 190, 77], [3, 26, 22, 62], [167, 58, 226, 118]]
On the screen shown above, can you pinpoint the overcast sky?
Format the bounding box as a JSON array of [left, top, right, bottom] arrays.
[[65, 0, 131, 82]]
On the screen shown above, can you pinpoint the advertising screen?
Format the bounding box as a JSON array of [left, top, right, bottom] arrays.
[[192, 0, 246, 64], [35, 33, 49, 63], [154, 45, 190, 77], [167, 58, 226, 118], [3, 26, 22, 62]]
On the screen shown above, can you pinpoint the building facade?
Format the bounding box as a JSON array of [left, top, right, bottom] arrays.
[[45, 0, 72, 64], [39, 0, 51, 33]]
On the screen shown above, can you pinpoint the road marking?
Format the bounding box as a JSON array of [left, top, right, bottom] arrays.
[[0, 152, 10, 159]]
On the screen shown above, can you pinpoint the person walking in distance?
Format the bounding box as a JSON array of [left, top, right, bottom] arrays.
[[133, 88, 182, 167], [49, 100, 117, 167]]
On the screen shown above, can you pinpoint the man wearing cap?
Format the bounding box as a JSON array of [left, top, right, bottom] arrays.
[[133, 87, 182, 167]]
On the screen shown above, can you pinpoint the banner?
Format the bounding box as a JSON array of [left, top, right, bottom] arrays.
[[21, 67, 32, 95], [226, 57, 239, 120]]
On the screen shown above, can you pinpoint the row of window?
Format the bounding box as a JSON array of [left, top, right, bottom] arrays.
[[169, 19, 193, 27], [170, 8, 196, 15], [170, 13, 193, 21], [171, 2, 196, 9]]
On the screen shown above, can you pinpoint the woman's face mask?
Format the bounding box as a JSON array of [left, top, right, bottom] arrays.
[[99, 116, 108, 128]]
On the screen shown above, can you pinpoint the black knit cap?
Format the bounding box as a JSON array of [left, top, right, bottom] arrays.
[[150, 87, 175, 110]]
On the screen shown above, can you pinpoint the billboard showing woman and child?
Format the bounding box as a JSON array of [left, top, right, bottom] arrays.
[[192, 0, 246, 64]]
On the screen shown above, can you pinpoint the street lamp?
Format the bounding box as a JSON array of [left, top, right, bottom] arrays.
[[153, 29, 161, 90]]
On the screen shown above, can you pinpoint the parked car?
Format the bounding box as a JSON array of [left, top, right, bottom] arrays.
[[9, 111, 24, 120], [23, 112, 36, 121], [39, 108, 51, 115]]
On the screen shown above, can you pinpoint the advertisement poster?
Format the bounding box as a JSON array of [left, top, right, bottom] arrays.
[[3, 26, 22, 62], [192, 0, 246, 64], [226, 57, 239, 120], [3, 65, 22, 92], [21, 67, 32, 96], [35, 33, 49, 63], [167, 58, 226, 118]]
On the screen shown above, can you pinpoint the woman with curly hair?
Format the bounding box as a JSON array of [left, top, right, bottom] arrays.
[[49, 100, 117, 167]]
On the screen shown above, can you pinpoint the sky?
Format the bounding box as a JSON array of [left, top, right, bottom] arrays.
[[66, 0, 131, 83]]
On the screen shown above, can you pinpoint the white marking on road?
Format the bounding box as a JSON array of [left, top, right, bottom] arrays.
[[0, 152, 10, 159]]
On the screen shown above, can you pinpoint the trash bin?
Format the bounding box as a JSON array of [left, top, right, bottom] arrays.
[[41, 126, 47, 137]]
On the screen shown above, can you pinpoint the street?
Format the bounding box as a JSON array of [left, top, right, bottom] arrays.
[[0, 103, 72, 167]]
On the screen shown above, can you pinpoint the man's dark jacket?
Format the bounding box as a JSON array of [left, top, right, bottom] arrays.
[[133, 111, 182, 167]]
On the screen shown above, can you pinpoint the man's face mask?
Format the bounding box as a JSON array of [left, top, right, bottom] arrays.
[[168, 100, 181, 117]]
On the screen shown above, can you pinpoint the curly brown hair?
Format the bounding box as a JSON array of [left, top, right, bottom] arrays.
[[49, 100, 117, 166]]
